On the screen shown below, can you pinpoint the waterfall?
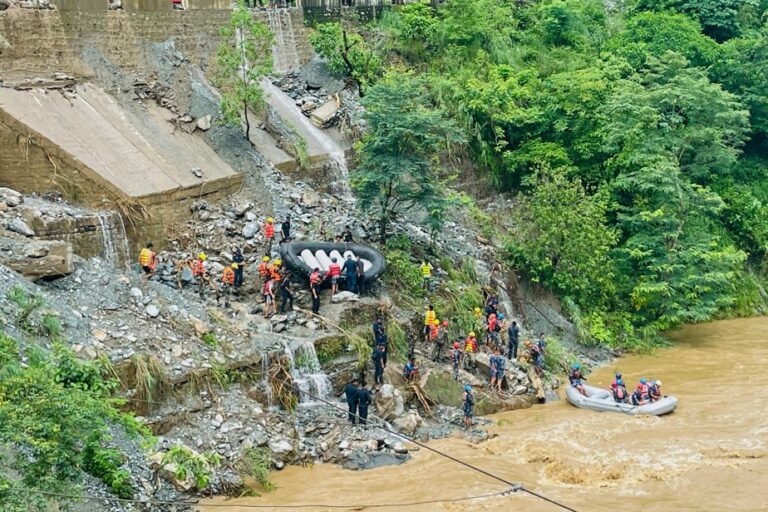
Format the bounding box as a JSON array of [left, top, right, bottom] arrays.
[[95, 211, 129, 269], [326, 151, 354, 203], [261, 352, 274, 409], [284, 340, 333, 405], [268, 10, 300, 74]]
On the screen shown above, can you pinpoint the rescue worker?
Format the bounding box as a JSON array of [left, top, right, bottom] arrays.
[[611, 372, 623, 389], [327, 257, 341, 295], [309, 267, 321, 314], [355, 256, 365, 296], [372, 317, 386, 345], [489, 348, 505, 393], [568, 363, 588, 397], [258, 256, 271, 284], [451, 341, 462, 380], [344, 378, 359, 424], [484, 294, 499, 318], [423, 305, 436, 344], [357, 385, 372, 426], [372, 344, 386, 385], [270, 259, 283, 283], [342, 254, 357, 293], [486, 312, 499, 347], [342, 225, 354, 243], [139, 242, 157, 280], [462, 385, 474, 429], [612, 378, 629, 403], [279, 271, 293, 313], [647, 379, 662, 402], [462, 332, 478, 370], [220, 263, 236, 307], [420, 260, 434, 291], [507, 320, 520, 360], [280, 215, 291, 244], [429, 318, 440, 343], [264, 217, 275, 255], [433, 319, 449, 362], [192, 252, 210, 299], [232, 246, 245, 290], [402, 356, 419, 382], [632, 378, 650, 405]]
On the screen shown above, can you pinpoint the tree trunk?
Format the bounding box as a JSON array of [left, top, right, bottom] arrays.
[[379, 213, 388, 243], [244, 102, 251, 140]]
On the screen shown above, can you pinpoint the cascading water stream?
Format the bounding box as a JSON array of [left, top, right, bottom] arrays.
[[96, 211, 129, 268], [283, 339, 333, 405]]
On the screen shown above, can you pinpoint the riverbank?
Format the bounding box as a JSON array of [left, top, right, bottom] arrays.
[[201, 317, 768, 512]]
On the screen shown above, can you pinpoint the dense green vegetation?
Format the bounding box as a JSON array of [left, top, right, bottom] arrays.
[[311, 0, 768, 347]]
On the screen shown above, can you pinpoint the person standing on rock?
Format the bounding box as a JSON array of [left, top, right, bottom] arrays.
[[507, 320, 520, 360], [327, 257, 341, 295], [220, 263, 236, 308], [355, 256, 365, 296], [342, 225, 354, 243], [345, 378, 360, 424], [357, 385, 372, 426], [280, 215, 291, 244], [420, 260, 434, 292], [433, 320, 449, 362], [372, 344, 386, 386], [279, 271, 294, 313], [264, 217, 275, 256], [372, 317, 386, 344], [423, 305, 436, 344], [490, 347, 505, 394], [462, 385, 474, 429], [451, 341, 462, 380], [310, 267, 321, 314], [192, 252, 211, 299], [139, 242, 157, 281], [342, 254, 357, 293], [258, 255, 271, 285], [232, 246, 245, 291], [462, 331, 478, 370], [263, 276, 276, 318]]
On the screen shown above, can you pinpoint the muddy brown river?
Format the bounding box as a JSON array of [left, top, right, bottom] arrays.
[[201, 317, 768, 511]]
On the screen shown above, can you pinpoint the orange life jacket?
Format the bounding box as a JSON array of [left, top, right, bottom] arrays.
[[310, 271, 321, 285], [465, 336, 477, 353], [222, 268, 235, 285], [264, 223, 275, 238], [192, 260, 206, 277], [430, 324, 439, 341], [270, 266, 281, 281], [258, 262, 270, 277]]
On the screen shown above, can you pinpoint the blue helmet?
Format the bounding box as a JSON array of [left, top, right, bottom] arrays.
[[616, 379, 624, 386], [640, 378, 647, 384], [498, 313, 505, 320], [464, 385, 471, 392], [572, 363, 581, 370]]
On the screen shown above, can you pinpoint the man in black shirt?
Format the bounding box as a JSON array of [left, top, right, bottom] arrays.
[[357, 385, 372, 425], [280, 216, 291, 244], [342, 225, 353, 243], [372, 344, 386, 385], [507, 320, 520, 360], [344, 378, 359, 424], [279, 272, 293, 313]]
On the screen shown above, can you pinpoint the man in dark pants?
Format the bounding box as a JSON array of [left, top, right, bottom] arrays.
[[355, 257, 365, 296], [279, 272, 294, 313], [357, 385, 372, 425], [342, 255, 357, 293], [232, 246, 245, 291], [507, 320, 520, 360], [280, 215, 291, 244], [372, 344, 386, 385], [344, 378, 359, 424]]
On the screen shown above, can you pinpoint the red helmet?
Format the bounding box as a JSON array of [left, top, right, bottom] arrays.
[[443, 320, 449, 327], [453, 342, 460, 349]]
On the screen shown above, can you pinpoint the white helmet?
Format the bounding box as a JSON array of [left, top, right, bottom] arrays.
[[655, 380, 662, 386]]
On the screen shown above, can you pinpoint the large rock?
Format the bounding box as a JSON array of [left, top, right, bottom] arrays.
[[0, 239, 73, 281], [310, 100, 339, 127], [472, 389, 535, 416], [196, 115, 212, 131], [393, 410, 422, 435], [331, 291, 359, 303], [300, 189, 321, 208], [373, 384, 404, 421], [268, 438, 294, 456], [0, 188, 22, 208], [242, 221, 259, 239], [6, 218, 35, 237], [422, 369, 464, 408]]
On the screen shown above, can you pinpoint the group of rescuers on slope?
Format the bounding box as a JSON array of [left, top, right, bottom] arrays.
[[138, 218, 548, 430], [569, 363, 664, 406]]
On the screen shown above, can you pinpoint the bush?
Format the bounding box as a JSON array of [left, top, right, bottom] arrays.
[[317, 337, 345, 364], [41, 314, 62, 341], [202, 332, 219, 347], [162, 445, 221, 490], [82, 433, 134, 499], [236, 448, 275, 492]]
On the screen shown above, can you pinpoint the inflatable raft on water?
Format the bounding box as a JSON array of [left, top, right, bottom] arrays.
[[280, 242, 386, 281], [565, 383, 678, 416]]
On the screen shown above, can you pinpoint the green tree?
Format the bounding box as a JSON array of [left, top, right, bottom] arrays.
[[602, 53, 749, 184], [308, 22, 382, 96], [215, 0, 273, 139], [351, 71, 465, 241], [507, 167, 618, 307], [613, 158, 746, 332]]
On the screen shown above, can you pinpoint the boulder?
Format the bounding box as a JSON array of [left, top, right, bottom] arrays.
[[268, 438, 294, 456], [190, 316, 209, 336], [373, 384, 404, 421], [196, 115, 212, 131], [6, 218, 35, 237], [422, 369, 464, 408], [242, 222, 259, 239], [145, 304, 161, 318], [0, 187, 23, 208], [391, 441, 408, 454], [392, 410, 422, 435], [300, 189, 322, 208], [1, 239, 73, 281], [310, 100, 339, 128], [331, 291, 359, 303], [471, 389, 535, 416]]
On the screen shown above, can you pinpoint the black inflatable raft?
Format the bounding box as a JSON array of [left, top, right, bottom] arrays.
[[279, 242, 387, 280]]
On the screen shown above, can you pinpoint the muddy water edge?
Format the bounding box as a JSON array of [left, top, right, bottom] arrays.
[[200, 317, 768, 512]]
